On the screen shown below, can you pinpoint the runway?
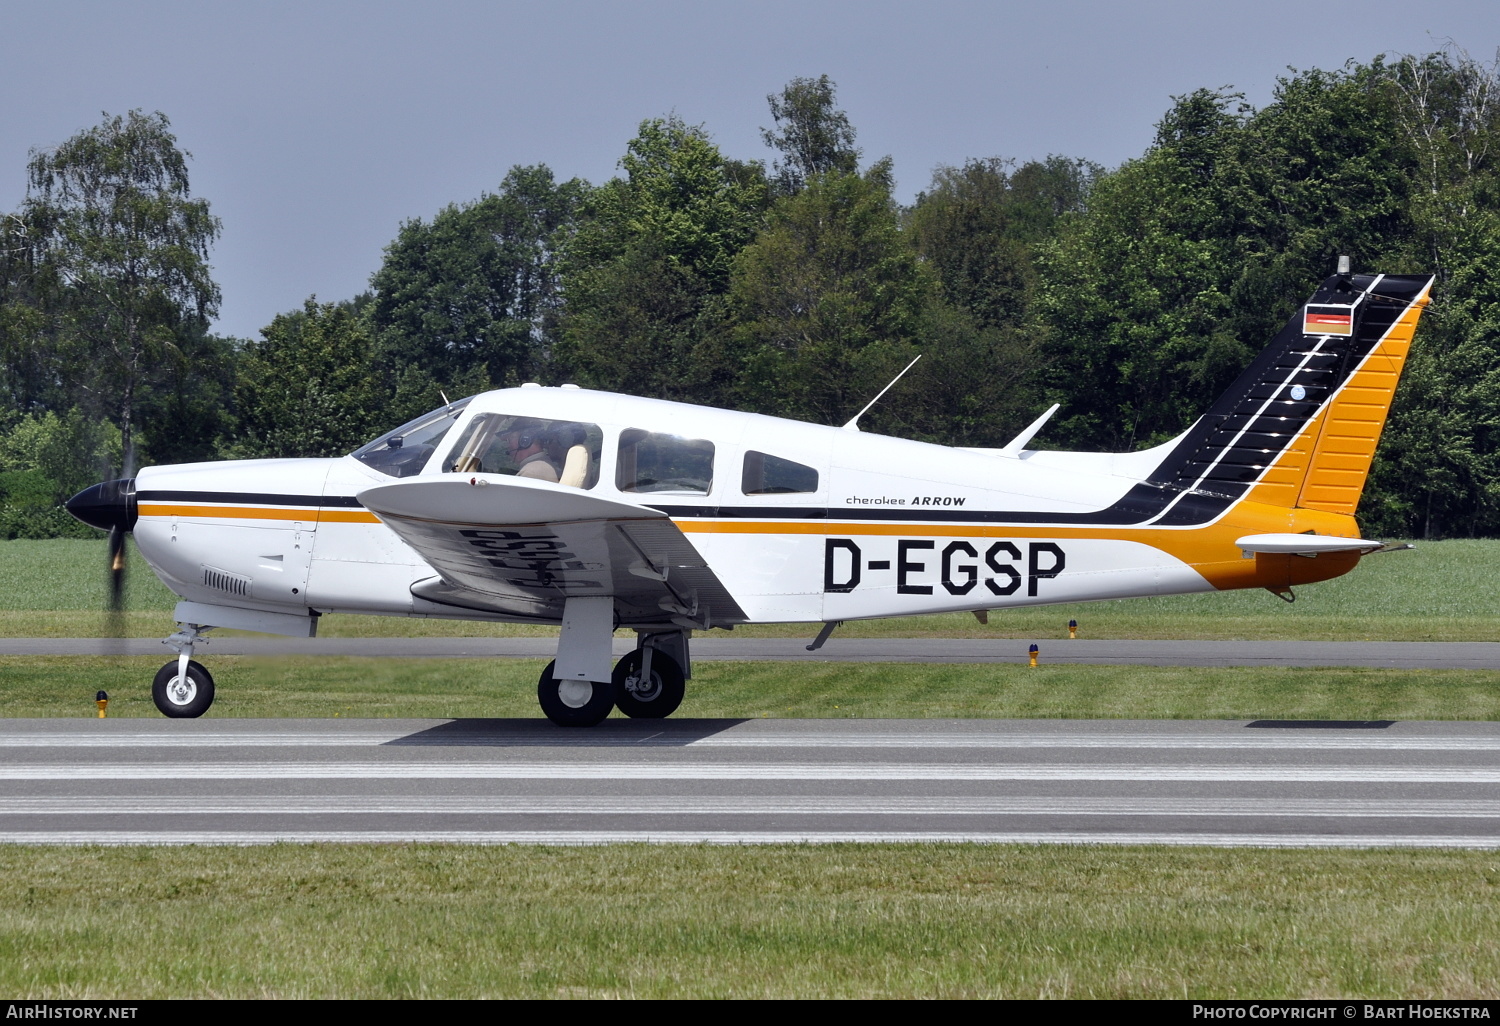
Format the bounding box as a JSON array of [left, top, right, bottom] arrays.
[[4, 717, 1500, 846], [9, 637, 1500, 668]]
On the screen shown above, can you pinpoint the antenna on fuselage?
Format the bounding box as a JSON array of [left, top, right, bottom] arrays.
[[998, 403, 1061, 457], [841, 355, 922, 432]]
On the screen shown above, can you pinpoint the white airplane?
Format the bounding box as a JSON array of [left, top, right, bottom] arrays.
[[67, 266, 1433, 725]]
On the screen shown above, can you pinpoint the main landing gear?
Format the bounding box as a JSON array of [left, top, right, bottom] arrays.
[[538, 599, 692, 727], [535, 642, 688, 727], [152, 624, 217, 718]]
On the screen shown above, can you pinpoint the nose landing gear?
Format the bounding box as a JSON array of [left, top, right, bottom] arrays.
[[153, 623, 217, 718], [151, 659, 216, 718]]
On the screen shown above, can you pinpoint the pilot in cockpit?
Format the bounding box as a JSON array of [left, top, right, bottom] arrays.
[[502, 420, 562, 482]]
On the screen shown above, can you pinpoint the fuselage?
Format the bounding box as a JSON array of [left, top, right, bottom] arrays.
[[129, 384, 1364, 628]]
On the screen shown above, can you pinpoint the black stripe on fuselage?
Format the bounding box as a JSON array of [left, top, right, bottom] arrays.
[[135, 490, 365, 508]]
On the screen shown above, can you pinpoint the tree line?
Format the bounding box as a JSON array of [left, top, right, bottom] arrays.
[[2, 50, 1498, 539]]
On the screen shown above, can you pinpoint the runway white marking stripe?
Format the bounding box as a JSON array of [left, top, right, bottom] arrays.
[[4, 797, 1500, 817], [5, 732, 1500, 751], [0, 734, 407, 747], [692, 734, 1500, 751], [5, 763, 1500, 782], [4, 830, 1499, 848]]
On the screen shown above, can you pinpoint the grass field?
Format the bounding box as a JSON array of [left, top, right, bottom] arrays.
[[2, 843, 1498, 998], [8, 655, 1500, 722], [1, 536, 1496, 640]]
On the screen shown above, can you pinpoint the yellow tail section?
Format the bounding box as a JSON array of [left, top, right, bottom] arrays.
[[1247, 279, 1432, 515]]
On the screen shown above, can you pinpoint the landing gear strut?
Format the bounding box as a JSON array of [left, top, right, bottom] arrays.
[[154, 623, 216, 718]]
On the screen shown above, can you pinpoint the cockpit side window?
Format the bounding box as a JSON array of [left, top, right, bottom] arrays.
[[442, 414, 602, 488], [617, 430, 715, 494], [351, 398, 473, 478], [742, 451, 819, 494]]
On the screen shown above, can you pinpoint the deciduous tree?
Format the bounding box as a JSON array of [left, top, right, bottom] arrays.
[[554, 117, 768, 401], [370, 165, 586, 398], [761, 74, 861, 195], [20, 110, 221, 463]]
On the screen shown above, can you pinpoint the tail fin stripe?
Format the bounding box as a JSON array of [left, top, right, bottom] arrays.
[[1142, 335, 1340, 524]]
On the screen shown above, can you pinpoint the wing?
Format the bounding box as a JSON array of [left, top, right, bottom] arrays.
[[357, 474, 747, 628]]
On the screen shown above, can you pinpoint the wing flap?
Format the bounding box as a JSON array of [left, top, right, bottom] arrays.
[[358, 475, 746, 626]]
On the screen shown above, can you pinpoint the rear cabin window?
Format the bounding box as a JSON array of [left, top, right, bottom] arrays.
[[616, 430, 715, 494], [742, 451, 819, 495], [442, 414, 602, 488]]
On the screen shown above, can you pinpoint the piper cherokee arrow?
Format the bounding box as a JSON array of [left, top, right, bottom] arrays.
[[66, 265, 1434, 725]]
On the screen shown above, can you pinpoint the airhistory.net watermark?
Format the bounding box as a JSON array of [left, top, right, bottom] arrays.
[[5, 1007, 137, 1020]]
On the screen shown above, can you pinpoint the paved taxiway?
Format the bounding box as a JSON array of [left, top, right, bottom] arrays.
[[9, 637, 1500, 668], [4, 717, 1500, 846]]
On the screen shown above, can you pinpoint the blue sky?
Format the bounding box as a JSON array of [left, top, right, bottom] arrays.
[[3, 0, 1495, 340]]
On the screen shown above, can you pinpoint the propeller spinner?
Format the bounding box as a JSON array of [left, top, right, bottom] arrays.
[[65, 477, 137, 614]]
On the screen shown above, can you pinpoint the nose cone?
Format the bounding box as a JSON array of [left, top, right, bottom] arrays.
[[65, 478, 137, 532]]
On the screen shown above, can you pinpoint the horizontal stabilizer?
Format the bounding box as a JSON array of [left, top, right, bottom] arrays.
[[1235, 533, 1384, 556]]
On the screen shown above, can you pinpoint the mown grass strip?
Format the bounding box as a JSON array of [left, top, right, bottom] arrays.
[[1, 843, 1498, 998], [3, 537, 1495, 641], [6, 656, 1500, 722]]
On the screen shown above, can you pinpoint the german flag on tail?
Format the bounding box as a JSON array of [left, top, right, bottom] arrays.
[[1303, 303, 1355, 336]]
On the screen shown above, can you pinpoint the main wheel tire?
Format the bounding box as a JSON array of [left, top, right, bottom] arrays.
[[152, 659, 215, 718], [612, 649, 685, 719], [537, 660, 616, 727]]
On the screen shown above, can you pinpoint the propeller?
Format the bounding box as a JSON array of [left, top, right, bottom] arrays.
[[110, 445, 135, 618], [64, 469, 138, 639]]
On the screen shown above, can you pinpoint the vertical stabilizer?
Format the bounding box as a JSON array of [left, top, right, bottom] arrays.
[[1140, 271, 1433, 517]]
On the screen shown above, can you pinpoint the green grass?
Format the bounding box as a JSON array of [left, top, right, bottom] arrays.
[[2, 536, 1494, 640], [2, 844, 1498, 998], [9, 655, 1500, 722]]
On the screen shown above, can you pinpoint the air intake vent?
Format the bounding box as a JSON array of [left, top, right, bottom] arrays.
[[202, 565, 251, 597]]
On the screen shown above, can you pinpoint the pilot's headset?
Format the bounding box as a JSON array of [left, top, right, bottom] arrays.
[[509, 419, 543, 450]]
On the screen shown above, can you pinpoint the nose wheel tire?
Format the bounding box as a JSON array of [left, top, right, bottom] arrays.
[[152, 660, 215, 718], [612, 649, 685, 719], [537, 661, 616, 727]]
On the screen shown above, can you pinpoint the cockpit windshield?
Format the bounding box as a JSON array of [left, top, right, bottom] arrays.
[[351, 397, 473, 478]]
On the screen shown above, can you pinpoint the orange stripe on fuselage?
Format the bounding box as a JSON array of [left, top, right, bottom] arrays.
[[137, 503, 382, 524]]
